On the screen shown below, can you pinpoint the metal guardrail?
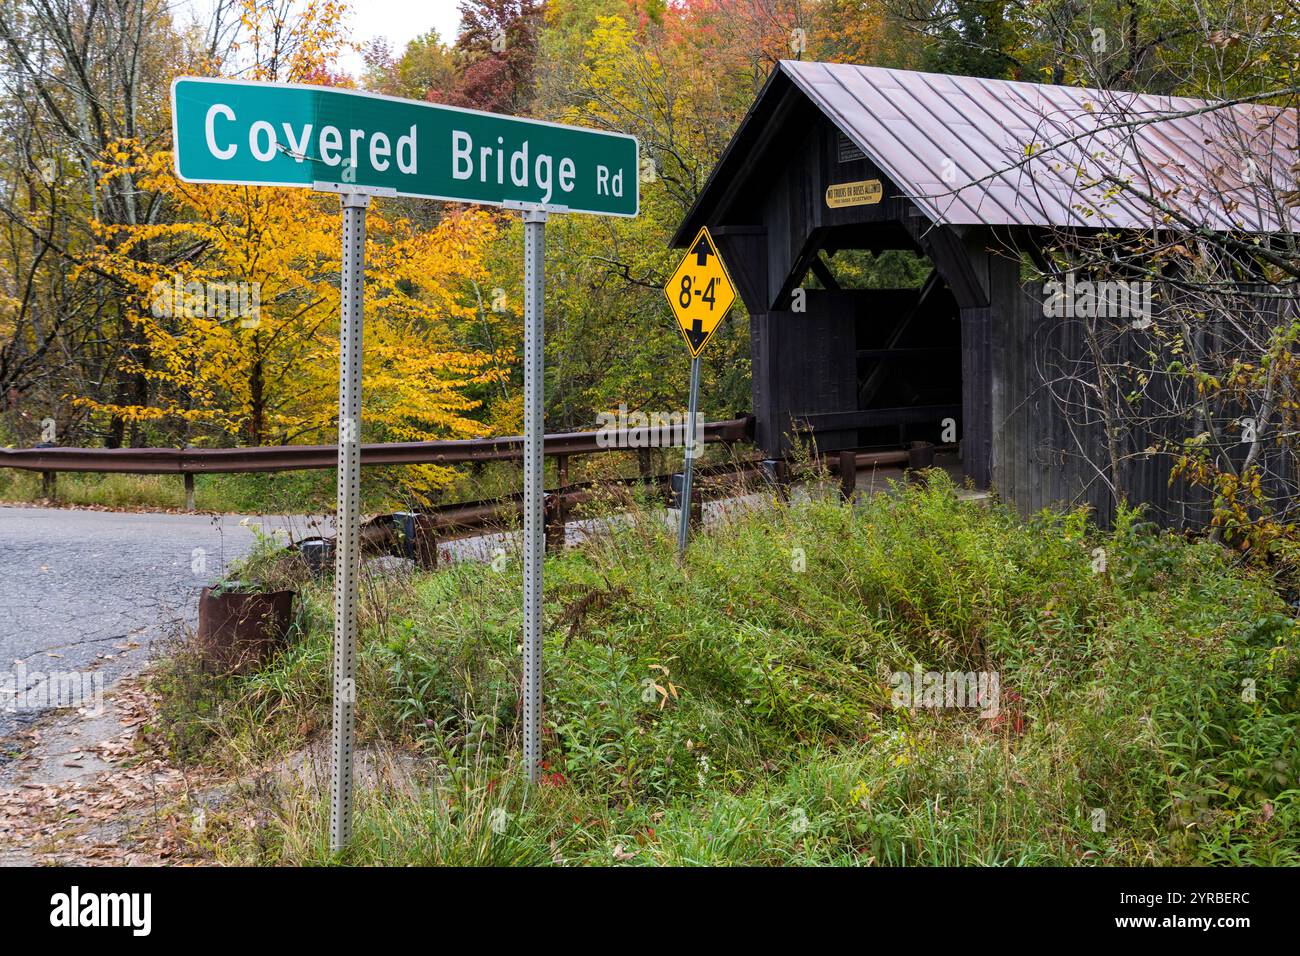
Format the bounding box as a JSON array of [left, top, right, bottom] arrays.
[[326, 458, 772, 568], [291, 443, 958, 568], [0, 416, 754, 510], [0, 417, 753, 474]]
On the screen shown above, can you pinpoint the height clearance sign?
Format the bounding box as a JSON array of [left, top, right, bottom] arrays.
[[665, 226, 736, 357], [171, 77, 639, 216]]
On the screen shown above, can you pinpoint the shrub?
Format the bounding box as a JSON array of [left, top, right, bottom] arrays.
[[169, 471, 1300, 865]]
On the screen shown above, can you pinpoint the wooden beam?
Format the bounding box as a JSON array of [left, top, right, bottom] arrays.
[[713, 226, 768, 316], [710, 80, 805, 227], [773, 227, 830, 311], [808, 256, 841, 291], [794, 405, 961, 433], [899, 219, 990, 309], [858, 273, 943, 406]]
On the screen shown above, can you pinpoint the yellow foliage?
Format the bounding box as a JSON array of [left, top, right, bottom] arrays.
[[77, 139, 503, 474]]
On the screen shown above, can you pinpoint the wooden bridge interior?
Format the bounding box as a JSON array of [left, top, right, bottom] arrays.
[[794, 227, 963, 453]]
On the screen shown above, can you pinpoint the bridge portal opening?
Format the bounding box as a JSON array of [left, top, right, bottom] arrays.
[[794, 226, 962, 453]]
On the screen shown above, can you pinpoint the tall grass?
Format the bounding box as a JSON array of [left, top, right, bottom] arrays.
[[160, 471, 1300, 866], [0, 444, 712, 514], [0, 468, 391, 513]]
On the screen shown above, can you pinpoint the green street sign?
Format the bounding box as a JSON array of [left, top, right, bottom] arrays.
[[171, 77, 639, 216]]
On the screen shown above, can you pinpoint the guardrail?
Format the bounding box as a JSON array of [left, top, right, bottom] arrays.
[[297, 441, 956, 568], [0, 416, 754, 510], [327, 458, 771, 568]]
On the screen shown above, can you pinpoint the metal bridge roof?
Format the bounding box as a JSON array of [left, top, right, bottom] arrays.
[[677, 60, 1298, 237]]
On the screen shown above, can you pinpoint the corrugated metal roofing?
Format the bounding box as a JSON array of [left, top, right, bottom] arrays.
[[731, 61, 1298, 231]]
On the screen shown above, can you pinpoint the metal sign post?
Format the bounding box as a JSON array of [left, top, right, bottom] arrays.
[[329, 189, 367, 853], [664, 226, 736, 557], [521, 206, 547, 784], [171, 76, 639, 839], [676, 356, 701, 556], [315, 181, 391, 853]]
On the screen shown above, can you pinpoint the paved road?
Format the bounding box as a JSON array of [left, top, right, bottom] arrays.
[[0, 492, 780, 739], [0, 507, 304, 737]]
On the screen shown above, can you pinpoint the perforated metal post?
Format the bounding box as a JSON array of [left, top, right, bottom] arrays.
[[522, 207, 547, 784], [677, 356, 702, 556], [331, 191, 368, 852]]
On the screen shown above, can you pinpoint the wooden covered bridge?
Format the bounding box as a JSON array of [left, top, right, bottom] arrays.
[[674, 61, 1297, 524]]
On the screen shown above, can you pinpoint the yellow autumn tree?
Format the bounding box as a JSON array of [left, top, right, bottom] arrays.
[[79, 144, 503, 446], [72, 0, 508, 493]]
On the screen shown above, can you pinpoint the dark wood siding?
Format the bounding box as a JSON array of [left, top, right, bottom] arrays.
[[681, 75, 1293, 530], [751, 291, 861, 455]]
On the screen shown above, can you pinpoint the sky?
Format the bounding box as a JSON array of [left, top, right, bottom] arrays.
[[337, 0, 464, 76], [175, 0, 465, 79]]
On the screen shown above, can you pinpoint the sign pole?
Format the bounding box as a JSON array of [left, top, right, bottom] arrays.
[[522, 206, 547, 784], [330, 190, 368, 852], [677, 355, 702, 556], [171, 75, 638, 829], [664, 225, 735, 558]]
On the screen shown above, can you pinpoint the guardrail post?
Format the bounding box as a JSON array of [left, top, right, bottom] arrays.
[[416, 528, 439, 569], [389, 512, 438, 568], [546, 456, 570, 553], [41, 470, 56, 501], [392, 512, 416, 561], [839, 449, 858, 501], [760, 459, 791, 501], [183, 473, 196, 511], [907, 440, 936, 485], [544, 493, 566, 553]]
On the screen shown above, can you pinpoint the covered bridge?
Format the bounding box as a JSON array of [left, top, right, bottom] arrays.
[[673, 61, 1298, 524]]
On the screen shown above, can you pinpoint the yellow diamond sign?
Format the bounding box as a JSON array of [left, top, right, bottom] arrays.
[[664, 226, 737, 358]]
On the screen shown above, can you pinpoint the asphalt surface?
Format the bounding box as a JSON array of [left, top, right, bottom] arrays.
[[0, 490, 793, 740], [0, 507, 304, 737]]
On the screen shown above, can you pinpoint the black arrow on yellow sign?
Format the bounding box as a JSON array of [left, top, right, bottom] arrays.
[[685, 318, 706, 352], [691, 236, 714, 267]]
